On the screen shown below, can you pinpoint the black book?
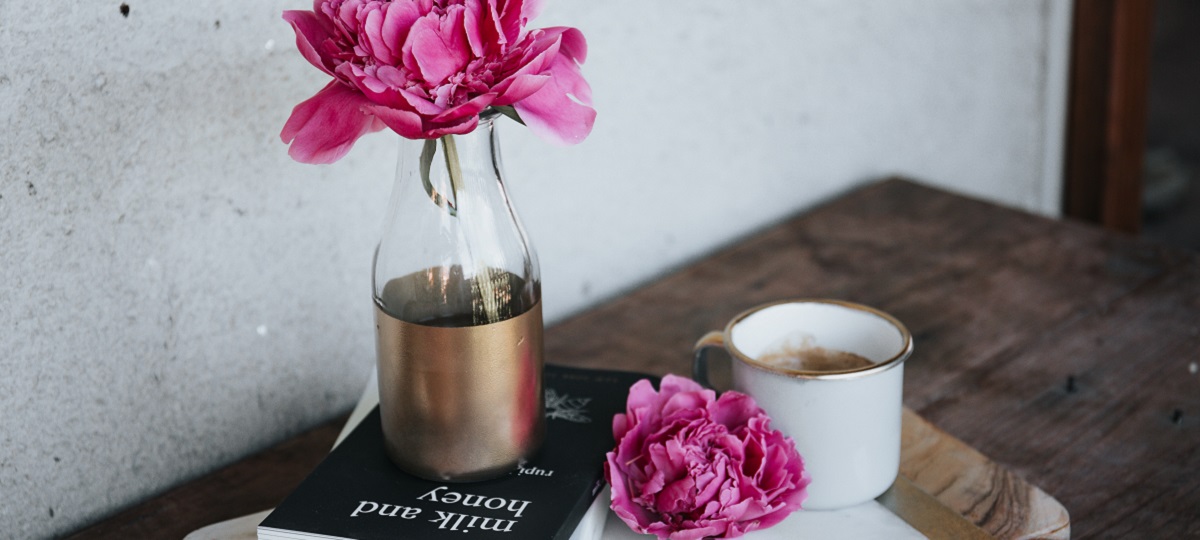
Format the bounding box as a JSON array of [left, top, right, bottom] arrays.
[[258, 364, 654, 540]]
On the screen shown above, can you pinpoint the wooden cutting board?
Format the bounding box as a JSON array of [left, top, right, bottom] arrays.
[[896, 408, 1069, 539], [183, 405, 1068, 540]]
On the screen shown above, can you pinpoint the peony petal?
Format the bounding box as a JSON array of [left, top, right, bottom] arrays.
[[344, 70, 424, 119], [663, 522, 725, 540], [612, 412, 629, 440], [281, 81, 382, 164], [625, 379, 663, 415], [373, 65, 409, 89], [406, 10, 469, 85], [512, 56, 595, 144], [362, 7, 392, 64], [541, 26, 587, 63], [390, 87, 442, 116], [510, 28, 562, 75], [710, 391, 763, 429], [655, 476, 696, 514], [462, 0, 486, 57], [360, 100, 477, 140], [642, 469, 666, 498], [383, 0, 423, 54], [480, 0, 506, 51], [432, 93, 494, 123], [356, 70, 390, 95], [521, 0, 544, 21], [421, 116, 482, 139], [646, 443, 673, 481], [333, 1, 361, 34], [497, 0, 525, 44], [282, 10, 337, 75], [606, 455, 659, 531], [659, 374, 704, 396], [363, 102, 432, 140], [662, 391, 709, 418], [693, 460, 727, 503], [493, 73, 551, 106]]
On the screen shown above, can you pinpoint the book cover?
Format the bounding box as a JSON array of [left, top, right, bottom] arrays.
[[258, 364, 653, 540]]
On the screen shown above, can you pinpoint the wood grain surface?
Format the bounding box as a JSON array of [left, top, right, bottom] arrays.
[[542, 179, 1199, 538], [898, 409, 1068, 539], [64, 179, 1200, 539], [62, 415, 348, 540]]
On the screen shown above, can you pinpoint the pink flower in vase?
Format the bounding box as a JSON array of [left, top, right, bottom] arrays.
[[281, 0, 595, 163], [605, 375, 810, 540]]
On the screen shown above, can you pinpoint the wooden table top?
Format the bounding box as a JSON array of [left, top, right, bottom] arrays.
[[66, 179, 1200, 539]]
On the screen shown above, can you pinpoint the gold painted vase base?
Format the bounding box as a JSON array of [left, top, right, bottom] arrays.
[[373, 270, 545, 482]]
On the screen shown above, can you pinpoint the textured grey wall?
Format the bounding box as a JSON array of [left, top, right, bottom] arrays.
[[0, 1, 1071, 537]]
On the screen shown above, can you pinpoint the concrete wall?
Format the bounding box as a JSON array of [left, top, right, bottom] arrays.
[[0, 1, 1071, 537]]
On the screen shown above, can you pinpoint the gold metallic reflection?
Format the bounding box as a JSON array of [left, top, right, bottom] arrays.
[[374, 301, 544, 482]]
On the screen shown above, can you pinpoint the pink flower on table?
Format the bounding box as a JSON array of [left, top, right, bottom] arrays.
[[605, 375, 810, 540], [281, 0, 595, 164]]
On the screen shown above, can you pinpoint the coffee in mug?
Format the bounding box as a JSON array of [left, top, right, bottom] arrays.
[[756, 332, 876, 372], [693, 299, 912, 510]]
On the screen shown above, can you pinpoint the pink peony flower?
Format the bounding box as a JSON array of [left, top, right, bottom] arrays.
[[605, 375, 810, 540], [281, 0, 595, 163]]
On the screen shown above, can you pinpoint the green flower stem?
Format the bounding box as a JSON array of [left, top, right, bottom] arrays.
[[417, 135, 466, 217], [419, 138, 455, 216], [440, 134, 464, 207]]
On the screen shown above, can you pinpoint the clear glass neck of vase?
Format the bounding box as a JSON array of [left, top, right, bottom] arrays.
[[372, 113, 540, 327]]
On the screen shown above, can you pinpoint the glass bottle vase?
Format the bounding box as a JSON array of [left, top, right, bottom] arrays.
[[372, 111, 544, 482]]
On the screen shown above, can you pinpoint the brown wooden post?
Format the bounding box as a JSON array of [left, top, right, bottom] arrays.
[[1063, 0, 1156, 233]]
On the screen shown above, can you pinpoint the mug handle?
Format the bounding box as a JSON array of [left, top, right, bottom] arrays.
[[692, 331, 726, 390]]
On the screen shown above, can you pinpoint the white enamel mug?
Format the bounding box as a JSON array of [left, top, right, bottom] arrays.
[[693, 299, 913, 510]]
